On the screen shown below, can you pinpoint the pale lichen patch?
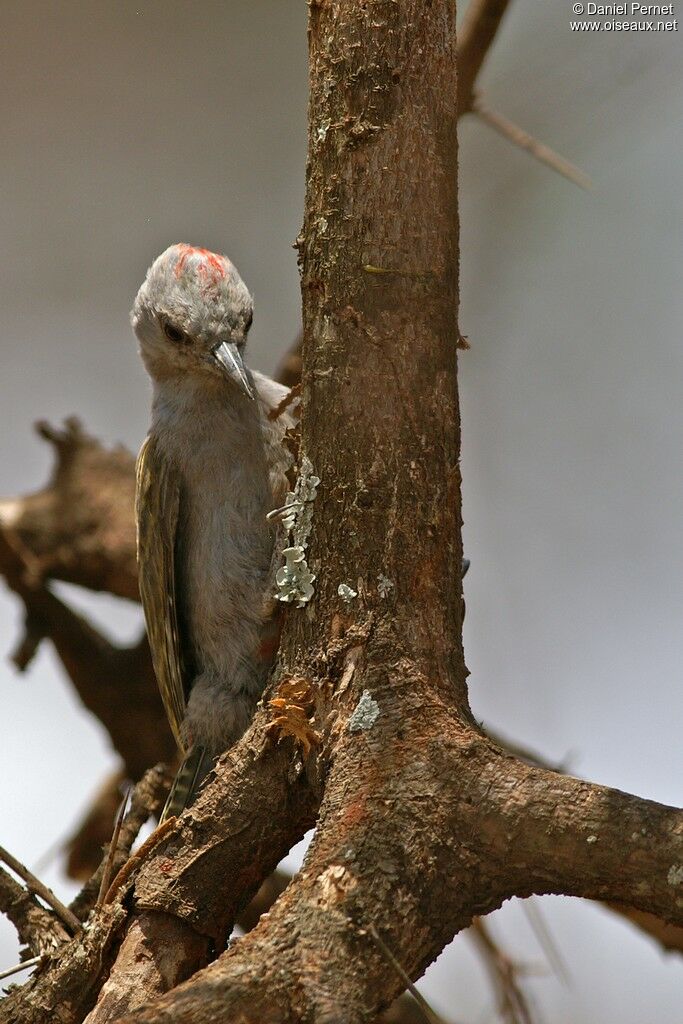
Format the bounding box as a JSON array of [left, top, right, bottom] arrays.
[[586, 835, 598, 844], [276, 547, 316, 608], [275, 455, 320, 607], [316, 118, 331, 143], [337, 583, 357, 603], [667, 864, 683, 887], [348, 690, 380, 732]]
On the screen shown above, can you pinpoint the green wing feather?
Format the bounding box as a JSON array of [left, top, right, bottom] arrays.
[[135, 436, 188, 754]]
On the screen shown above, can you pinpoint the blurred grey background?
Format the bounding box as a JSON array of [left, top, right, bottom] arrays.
[[1, 2, 681, 1021]]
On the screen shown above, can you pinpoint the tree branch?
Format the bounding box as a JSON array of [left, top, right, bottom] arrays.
[[0, 868, 69, 957], [0, 845, 81, 936], [0, 418, 138, 599], [0, 520, 174, 784], [0, 903, 128, 1024], [605, 904, 683, 956], [104, 721, 683, 1024], [13, 714, 320, 1024], [457, 0, 512, 115], [468, 918, 535, 1024], [477, 754, 683, 920]]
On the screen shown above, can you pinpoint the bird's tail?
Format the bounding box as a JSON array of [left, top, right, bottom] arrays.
[[161, 745, 212, 822]]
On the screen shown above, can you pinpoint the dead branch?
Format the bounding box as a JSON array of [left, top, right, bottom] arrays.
[[66, 772, 128, 884], [0, 845, 81, 936], [0, 903, 128, 1024], [0, 418, 138, 599], [0, 955, 43, 984], [0, 475, 174, 880], [96, 789, 130, 909], [605, 904, 683, 956], [0, 518, 174, 784], [0, 868, 69, 957]]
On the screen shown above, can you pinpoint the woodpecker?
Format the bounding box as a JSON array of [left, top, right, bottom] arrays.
[[132, 243, 295, 818]]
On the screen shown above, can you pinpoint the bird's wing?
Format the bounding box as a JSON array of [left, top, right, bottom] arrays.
[[135, 435, 188, 754]]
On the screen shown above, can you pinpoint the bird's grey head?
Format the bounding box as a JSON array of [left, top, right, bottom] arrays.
[[131, 243, 255, 399]]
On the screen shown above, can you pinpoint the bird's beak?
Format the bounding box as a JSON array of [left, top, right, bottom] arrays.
[[212, 340, 255, 400]]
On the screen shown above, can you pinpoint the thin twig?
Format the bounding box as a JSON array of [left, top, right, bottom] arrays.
[[472, 95, 592, 192], [0, 955, 42, 983], [70, 763, 173, 921], [366, 924, 449, 1024], [96, 786, 130, 908], [457, 0, 513, 114], [0, 866, 69, 956], [469, 918, 536, 1024], [0, 844, 81, 935], [522, 897, 571, 987], [268, 383, 302, 422]]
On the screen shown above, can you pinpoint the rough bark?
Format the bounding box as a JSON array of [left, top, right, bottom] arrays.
[[0, 868, 69, 957], [81, 728, 683, 1024]]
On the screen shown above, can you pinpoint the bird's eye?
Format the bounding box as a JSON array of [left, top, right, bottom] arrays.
[[163, 322, 186, 344], [245, 311, 253, 332]]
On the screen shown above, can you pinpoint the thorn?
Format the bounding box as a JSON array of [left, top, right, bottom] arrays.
[[366, 924, 447, 1024], [522, 897, 571, 987], [471, 94, 593, 192], [0, 955, 42, 983], [96, 786, 131, 909]]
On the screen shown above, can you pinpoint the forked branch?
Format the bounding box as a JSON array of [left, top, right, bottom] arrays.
[[86, 722, 683, 1024]]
